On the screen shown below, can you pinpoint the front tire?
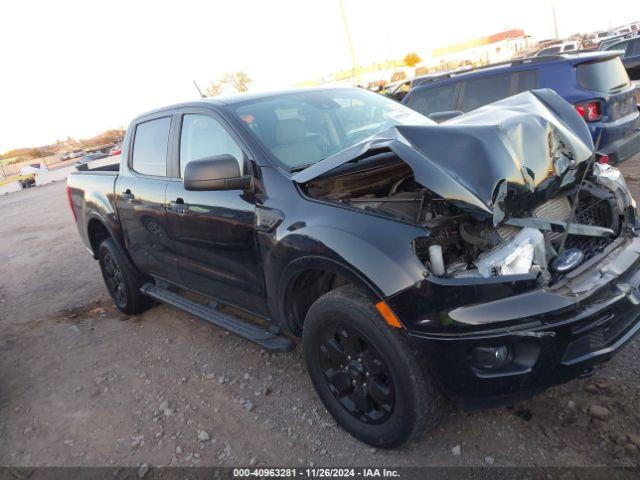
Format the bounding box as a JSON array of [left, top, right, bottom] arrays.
[[302, 286, 443, 448], [98, 238, 153, 315]]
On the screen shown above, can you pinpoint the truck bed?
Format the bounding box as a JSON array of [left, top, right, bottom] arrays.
[[75, 156, 120, 172]]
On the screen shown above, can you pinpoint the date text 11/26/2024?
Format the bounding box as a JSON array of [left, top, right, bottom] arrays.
[[233, 468, 401, 478]]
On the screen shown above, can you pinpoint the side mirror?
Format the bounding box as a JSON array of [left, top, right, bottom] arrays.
[[184, 154, 252, 191], [428, 110, 464, 123]]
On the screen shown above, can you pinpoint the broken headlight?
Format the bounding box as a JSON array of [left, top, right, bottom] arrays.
[[475, 228, 546, 278]]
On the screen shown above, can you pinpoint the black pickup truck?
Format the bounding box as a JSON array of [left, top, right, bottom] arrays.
[[67, 87, 640, 448]]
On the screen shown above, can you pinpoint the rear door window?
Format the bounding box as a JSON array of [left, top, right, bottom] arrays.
[[459, 74, 512, 112], [406, 83, 458, 116], [131, 117, 171, 176], [576, 57, 631, 92]]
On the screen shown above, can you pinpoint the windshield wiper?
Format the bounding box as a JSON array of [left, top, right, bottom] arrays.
[[290, 162, 318, 173]]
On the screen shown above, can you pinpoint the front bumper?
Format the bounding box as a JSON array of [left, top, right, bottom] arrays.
[[387, 236, 640, 406]]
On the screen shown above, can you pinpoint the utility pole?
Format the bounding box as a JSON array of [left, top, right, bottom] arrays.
[[337, 0, 360, 85]]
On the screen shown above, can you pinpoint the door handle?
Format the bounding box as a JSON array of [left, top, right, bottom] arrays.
[[169, 198, 188, 215], [121, 189, 134, 202]]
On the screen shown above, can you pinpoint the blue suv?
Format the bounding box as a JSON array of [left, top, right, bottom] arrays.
[[402, 52, 640, 163]]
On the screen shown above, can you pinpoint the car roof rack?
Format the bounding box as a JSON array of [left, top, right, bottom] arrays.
[[414, 56, 567, 85]]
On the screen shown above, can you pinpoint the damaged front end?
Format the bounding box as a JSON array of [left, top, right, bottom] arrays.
[[294, 89, 640, 403], [295, 89, 637, 289]]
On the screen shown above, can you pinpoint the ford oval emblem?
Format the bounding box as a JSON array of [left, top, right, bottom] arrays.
[[552, 248, 584, 273]]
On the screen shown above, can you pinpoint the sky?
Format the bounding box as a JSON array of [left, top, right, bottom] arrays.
[[0, 0, 637, 153]]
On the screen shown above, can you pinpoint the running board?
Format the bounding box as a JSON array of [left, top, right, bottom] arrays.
[[141, 283, 295, 353]]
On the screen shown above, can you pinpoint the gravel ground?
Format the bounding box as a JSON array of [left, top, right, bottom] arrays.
[[1, 158, 640, 468]]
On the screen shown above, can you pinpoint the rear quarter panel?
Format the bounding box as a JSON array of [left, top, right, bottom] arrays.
[[67, 171, 121, 256]]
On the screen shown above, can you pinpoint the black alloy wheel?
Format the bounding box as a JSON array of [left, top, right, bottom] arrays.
[[102, 250, 127, 308], [303, 286, 444, 448], [98, 238, 154, 315], [318, 324, 394, 424]]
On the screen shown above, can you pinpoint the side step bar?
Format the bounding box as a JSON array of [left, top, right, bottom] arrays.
[[141, 283, 295, 353]]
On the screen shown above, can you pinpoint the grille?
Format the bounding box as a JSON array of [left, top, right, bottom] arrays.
[[564, 198, 615, 262], [574, 199, 612, 227]]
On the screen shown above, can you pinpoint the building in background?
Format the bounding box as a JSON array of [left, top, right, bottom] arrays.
[[296, 29, 533, 88], [430, 29, 531, 68]]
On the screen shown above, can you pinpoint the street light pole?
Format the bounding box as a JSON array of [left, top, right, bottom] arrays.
[[337, 0, 360, 85], [551, 0, 559, 39]]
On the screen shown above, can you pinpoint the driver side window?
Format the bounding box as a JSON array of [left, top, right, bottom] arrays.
[[179, 114, 244, 177]]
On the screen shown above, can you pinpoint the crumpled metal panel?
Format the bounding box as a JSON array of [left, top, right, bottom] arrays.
[[293, 89, 594, 218]]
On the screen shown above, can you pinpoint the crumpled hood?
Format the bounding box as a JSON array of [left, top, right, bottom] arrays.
[[293, 89, 594, 218]]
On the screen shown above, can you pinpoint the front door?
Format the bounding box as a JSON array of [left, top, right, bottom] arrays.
[[116, 115, 181, 283], [165, 110, 267, 315]]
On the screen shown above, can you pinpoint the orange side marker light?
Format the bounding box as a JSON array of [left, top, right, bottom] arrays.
[[375, 301, 403, 329]]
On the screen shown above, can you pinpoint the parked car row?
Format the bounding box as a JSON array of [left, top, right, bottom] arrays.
[[61, 149, 84, 161], [604, 35, 640, 81], [60, 143, 122, 162], [75, 152, 107, 166], [534, 40, 583, 57]]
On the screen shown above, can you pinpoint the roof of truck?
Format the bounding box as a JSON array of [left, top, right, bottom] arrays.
[[134, 86, 365, 120]]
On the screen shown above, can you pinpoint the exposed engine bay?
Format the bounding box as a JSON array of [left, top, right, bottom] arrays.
[[295, 90, 639, 286], [302, 154, 636, 286]]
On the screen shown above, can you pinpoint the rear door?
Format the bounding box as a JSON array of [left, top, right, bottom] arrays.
[[164, 108, 268, 315], [116, 114, 181, 283]]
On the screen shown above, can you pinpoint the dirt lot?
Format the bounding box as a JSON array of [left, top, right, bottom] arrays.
[[2, 159, 640, 469]]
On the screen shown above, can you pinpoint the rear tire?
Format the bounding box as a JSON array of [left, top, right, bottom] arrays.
[[302, 286, 443, 448], [98, 238, 153, 315]]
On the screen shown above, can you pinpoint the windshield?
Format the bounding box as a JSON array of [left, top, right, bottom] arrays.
[[232, 88, 432, 171]]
